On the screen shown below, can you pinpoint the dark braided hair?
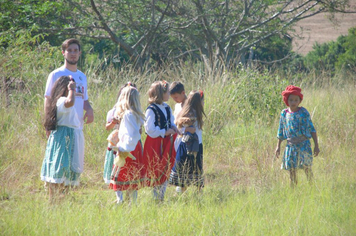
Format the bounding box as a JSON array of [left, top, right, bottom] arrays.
[[44, 76, 71, 130]]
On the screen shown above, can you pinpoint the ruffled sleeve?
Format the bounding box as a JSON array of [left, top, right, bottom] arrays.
[[144, 108, 166, 138], [301, 108, 316, 138], [56, 97, 70, 114], [168, 105, 177, 129], [106, 108, 116, 123], [277, 109, 287, 140]]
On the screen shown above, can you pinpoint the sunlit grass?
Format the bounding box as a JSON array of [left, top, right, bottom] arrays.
[[1, 64, 355, 235]]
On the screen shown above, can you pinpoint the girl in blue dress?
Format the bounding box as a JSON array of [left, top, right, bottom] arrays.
[[275, 85, 320, 187], [169, 90, 206, 192]]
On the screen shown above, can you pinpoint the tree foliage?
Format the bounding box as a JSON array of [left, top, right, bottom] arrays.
[[303, 27, 356, 73], [1, 0, 354, 68]]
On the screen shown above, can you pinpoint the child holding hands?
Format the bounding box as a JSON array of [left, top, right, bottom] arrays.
[[142, 80, 178, 202], [275, 85, 320, 187], [169, 90, 206, 192]]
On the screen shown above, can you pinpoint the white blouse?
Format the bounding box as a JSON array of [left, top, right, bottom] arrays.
[[144, 103, 176, 138], [106, 107, 120, 130], [56, 97, 81, 129], [194, 121, 203, 144], [117, 110, 144, 153]]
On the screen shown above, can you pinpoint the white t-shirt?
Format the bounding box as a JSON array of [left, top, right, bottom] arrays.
[[144, 103, 176, 138], [174, 103, 183, 118], [44, 66, 88, 129], [56, 97, 81, 129], [194, 121, 203, 144]]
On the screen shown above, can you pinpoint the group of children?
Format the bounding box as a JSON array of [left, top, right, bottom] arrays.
[[41, 77, 319, 202], [102, 81, 205, 204]]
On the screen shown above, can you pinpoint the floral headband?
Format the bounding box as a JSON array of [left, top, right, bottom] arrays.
[[126, 81, 138, 91], [199, 90, 204, 98], [162, 80, 168, 91]]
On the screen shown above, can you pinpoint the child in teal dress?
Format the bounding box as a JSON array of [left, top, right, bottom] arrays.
[[41, 76, 81, 201], [275, 85, 320, 187]]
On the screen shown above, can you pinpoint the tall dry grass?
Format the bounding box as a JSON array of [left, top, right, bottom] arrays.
[[1, 60, 355, 235]]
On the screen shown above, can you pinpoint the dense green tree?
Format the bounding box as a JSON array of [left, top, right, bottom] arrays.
[[336, 27, 356, 70], [302, 26, 356, 73]]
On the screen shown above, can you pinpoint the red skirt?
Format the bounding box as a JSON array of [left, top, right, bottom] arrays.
[[109, 141, 144, 191], [142, 135, 176, 187]]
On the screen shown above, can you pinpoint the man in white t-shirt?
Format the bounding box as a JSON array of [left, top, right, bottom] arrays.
[[44, 38, 94, 184], [44, 38, 94, 132]]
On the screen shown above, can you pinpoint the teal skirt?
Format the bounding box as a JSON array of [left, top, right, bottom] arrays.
[[103, 148, 115, 184], [41, 126, 81, 185]]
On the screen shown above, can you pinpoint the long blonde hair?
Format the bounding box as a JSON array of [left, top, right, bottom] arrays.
[[115, 86, 145, 123]]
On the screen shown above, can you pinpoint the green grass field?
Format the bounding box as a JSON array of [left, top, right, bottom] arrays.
[[1, 67, 355, 235]]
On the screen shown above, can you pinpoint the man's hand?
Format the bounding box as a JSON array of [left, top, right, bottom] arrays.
[[84, 109, 94, 124], [83, 100, 94, 124]]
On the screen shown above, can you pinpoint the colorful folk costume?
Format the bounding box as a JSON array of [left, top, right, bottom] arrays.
[[109, 110, 144, 191], [142, 103, 177, 188], [170, 119, 204, 188], [278, 86, 316, 170], [41, 97, 84, 186], [103, 107, 120, 184]]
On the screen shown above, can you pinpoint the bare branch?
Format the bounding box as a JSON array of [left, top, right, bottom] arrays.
[[90, 0, 136, 57]]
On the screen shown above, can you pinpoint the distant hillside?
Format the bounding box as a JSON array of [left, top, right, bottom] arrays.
[[293, 10, 356, 55]]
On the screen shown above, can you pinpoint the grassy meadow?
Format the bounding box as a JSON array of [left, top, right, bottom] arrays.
[[0, 62, 356, 235]]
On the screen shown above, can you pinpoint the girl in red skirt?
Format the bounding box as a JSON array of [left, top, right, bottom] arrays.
[[109, 85, 145, 204], [143, 81, 178, 202]]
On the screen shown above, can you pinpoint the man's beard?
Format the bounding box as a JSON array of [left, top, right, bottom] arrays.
[[66, 58, 78, 65]]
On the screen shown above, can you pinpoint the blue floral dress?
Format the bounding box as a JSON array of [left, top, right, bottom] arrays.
[[277, 107, 316, 170]]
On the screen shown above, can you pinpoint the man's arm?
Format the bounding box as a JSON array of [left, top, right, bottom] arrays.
[[84, 100, 94, 124]]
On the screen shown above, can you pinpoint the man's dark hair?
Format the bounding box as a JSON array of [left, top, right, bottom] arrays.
[[62, 38, 81, 52]]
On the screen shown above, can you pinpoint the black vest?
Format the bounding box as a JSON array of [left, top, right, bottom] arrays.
[[146, 104, 171, 130]]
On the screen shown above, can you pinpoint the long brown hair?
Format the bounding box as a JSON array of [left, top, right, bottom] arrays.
[[177, 90, 206, 129], [44, 76, 71, 130]]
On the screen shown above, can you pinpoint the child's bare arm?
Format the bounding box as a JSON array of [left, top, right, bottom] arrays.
[[105, 117, 119, 131], [311, 132, 320, 156], [275, 139, 283, 158], [64, 80, 76, 108]]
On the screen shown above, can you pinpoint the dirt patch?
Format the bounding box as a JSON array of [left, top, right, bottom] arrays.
[[292, 9, 356, 55]]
